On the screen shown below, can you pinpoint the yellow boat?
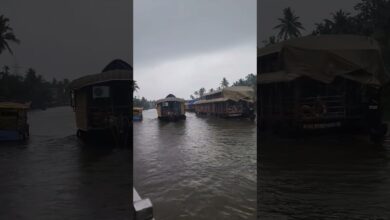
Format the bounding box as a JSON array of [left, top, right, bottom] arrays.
[[156, 94, 186, 121], [133, 107, 143, 121], [0, 102, 30, 141]]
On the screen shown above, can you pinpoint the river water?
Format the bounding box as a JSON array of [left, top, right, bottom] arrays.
[[134, 109, 257, 220], [0, 106, 130, 219], [259, 131, 390, 219]]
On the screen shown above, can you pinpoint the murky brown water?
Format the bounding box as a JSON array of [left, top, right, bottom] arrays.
[[259, 131, 390, 219], [134, 110, 257, 220], [0, 106, 130, 220]]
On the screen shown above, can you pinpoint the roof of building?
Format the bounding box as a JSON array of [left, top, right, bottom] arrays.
[[70, 59, 133, 90], [257, 35, 388, 86], [0, 102, 31, 109]]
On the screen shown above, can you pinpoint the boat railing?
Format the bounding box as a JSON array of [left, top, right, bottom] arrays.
[[300, 95, 346, 119]]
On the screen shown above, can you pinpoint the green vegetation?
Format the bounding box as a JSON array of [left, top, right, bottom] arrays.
[[0, 15, 20, 55], [264, 0, 390, 67], [1, 14, 70, 109], [190, 73, 257, 99], [274, 7, 305, 41], [133, 96, 155, 110], [0, 65, 70, 109], [220, 77, 230, 88]]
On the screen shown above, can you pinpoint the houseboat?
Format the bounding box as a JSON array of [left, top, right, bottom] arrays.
[[193, 86, 255, 119], [258, 35, 388, 141], [69, 59, 132, 145], [133, 107, 143, 121], [0, 102, 30, 141], [156, 94, 186, 121]]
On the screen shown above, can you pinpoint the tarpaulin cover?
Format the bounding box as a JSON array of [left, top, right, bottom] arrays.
[[194, 86, 254, 104], [258, 35, 388, 86]]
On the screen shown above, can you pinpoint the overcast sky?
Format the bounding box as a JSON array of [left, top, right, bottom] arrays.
[[1, 0, 132, 81], [134, 0, 256, 100], [258, 0, 360, 46], [1, 0, 361, 98]]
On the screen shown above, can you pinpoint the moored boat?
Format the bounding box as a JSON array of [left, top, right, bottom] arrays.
[[193, 86, 255, 119], [69, 59, 132, 144], [184, 99, 197, 112], [0, 102, 30, 141], [156, 94, 186, 121], [133, 107, 143, 121], [257, 35, 388, 141]]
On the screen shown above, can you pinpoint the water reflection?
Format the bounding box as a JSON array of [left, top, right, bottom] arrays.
[[0, 107, 130, 219], [134, 109, 256, 220], [259, 132, 390, 219]]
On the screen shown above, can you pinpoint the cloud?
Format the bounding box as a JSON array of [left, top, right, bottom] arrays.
[[134, 43, 256, 100], [135, 0, 256, 66], [134, 0, 256, 100]]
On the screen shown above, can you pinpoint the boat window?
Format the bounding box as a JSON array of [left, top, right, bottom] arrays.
[[92, 86, 110, 99]]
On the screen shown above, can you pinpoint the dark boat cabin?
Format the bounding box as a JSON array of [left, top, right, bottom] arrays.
[[70, 59, 132, 140], [0, 102, 30, 141], [156, 94, 186, 121], [258, 35, 388, 140]]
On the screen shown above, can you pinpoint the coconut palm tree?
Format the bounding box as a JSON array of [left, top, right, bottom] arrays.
[[199, 88, 206, 97], [220, 77, 229, 88], [274, 7, 305, 41], [132, 80, 139, 92], [331, 10, 352, 33], [0, 15, 20, 55]]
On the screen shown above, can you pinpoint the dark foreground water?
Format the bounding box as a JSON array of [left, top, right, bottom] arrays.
[[259, 130, 390, 219], [0, 106, 130, 220], [134, 110, 257, 220]]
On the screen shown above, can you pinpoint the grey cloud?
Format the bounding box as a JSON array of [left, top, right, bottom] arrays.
[[1, 0, 132, 80]]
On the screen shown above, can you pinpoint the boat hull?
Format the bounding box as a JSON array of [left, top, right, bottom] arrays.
[[133, 115, 143, 121], [158, 115, 186, 121], [0, 130, 25, 141]]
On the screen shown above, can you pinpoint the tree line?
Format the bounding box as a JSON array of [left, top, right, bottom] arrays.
[[190, 73, 256, 100], [263, 0, 390, 71], [1, 15, 71, 109], [133, 96, 155, 110], [0, 65, 71, 109]]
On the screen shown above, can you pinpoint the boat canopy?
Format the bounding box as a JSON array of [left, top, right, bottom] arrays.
[[258, 35, 388, 87], [194, 86, 254, 104], [70, 59, 133, 90], [0, 102, 31, 109], [156, 94, 185, 104]]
